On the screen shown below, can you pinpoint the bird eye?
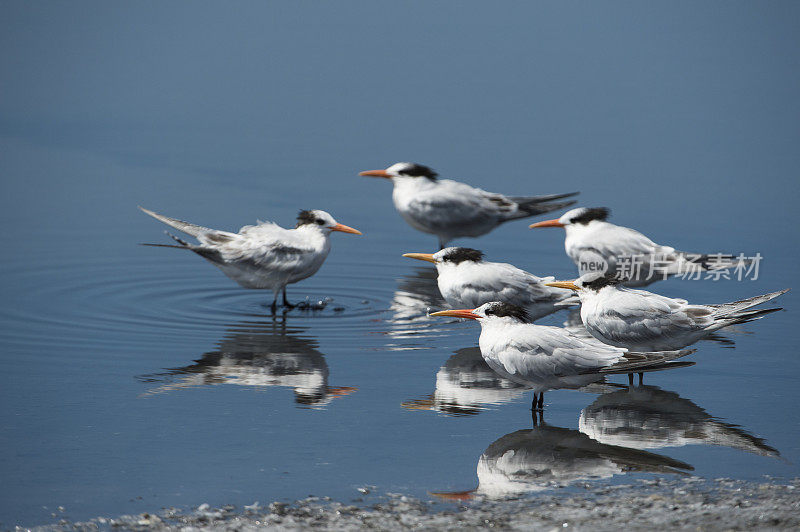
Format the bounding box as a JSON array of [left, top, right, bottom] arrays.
[[316, 219, 325, 225]]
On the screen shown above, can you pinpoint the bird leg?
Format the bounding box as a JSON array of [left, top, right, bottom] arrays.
[[628, 373, 634, 387], [531, 408, 544, 427], [270, 295, 278, 314], [282, 287, 295, 308], [638, 372, 644, 385], [531, 392, 544, 411]]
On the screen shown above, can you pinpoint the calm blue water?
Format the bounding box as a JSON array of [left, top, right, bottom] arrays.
[[2, 1, 800, 527]]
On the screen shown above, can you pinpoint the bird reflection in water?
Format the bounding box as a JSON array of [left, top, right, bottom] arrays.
[[402, 347, 529, 416], [433, 412, 692, 500], [579, 385, 779, 457], [138, 321, 356, 408], [384, 267, 449, 344]]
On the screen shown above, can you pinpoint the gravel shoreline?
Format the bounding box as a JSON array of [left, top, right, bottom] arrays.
[[25, 477, 800, 531]]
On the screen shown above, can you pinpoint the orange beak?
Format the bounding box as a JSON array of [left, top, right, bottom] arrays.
[[544, 281, 580, 291], [430, 489, 477, 501], [402, 252, 437, 264], [327, 386, 358, 398], [401, 396, 435, 411], [331, 223, 362, 235], [430, 308, 480, 320], [529, 218, 565, 229], [359, 169, 391, 178]]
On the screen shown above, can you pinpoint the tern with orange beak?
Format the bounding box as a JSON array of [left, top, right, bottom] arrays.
[[360, 162, 578, 249], [530, 207, 746, 285], [403, 247, 577, 320], [430, 302, 695, 410], [140, 207, 361, 311], [546, 272, 789, 351]]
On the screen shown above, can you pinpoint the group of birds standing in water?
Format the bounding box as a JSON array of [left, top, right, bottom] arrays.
[[141, 161, 788, 410]]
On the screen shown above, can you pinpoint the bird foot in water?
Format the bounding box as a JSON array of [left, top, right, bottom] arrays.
[[295, 297, 333, 310]]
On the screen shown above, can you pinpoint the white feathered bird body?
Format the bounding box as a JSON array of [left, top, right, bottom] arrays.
[[139, 207, 355, 300], [363, 162, 577, 247], [564, 220, 691, 281], [392, 177, 529, 241], [434, 258, 577, 319], [534, 207, 745, 285], [429, 303, 694, 394], [202, 222, 331, 290], [577, 283, 787, 351], [478, 320, 629, 393]]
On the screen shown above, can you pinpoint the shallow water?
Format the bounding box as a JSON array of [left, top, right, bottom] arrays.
[[2, 2, 800, 527]]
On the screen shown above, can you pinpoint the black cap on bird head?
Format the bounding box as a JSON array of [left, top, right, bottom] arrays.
[[296, 210, 323, 227], [394, 162, 438, 180], [580, 272, 622, 291], [439, 247, 484, 264], [482, 302, 531, 323], [567, 207, 610, 225]]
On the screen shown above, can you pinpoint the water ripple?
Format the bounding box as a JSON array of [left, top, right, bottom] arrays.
[[0, 255, 401, 351]]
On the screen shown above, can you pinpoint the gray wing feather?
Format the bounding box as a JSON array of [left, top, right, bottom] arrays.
[[138, 206, 216, 238], [505, 197, 578, 219], [508, 191, 580, 204], [597, 349, 695, 374], [707, 289, 790, 318]]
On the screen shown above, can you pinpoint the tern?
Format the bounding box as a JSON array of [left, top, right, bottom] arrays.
[[403, 247, 578, 320], [402, 347, 624, 416], [430, 302, 695, 410], [360, 162, 578, 249], [546, 273, 788, 352], [530, 207, 745, 284], [139, 207, 361, 311]]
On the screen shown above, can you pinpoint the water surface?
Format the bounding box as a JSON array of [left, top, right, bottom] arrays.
[[1, 1, 799, 527]]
